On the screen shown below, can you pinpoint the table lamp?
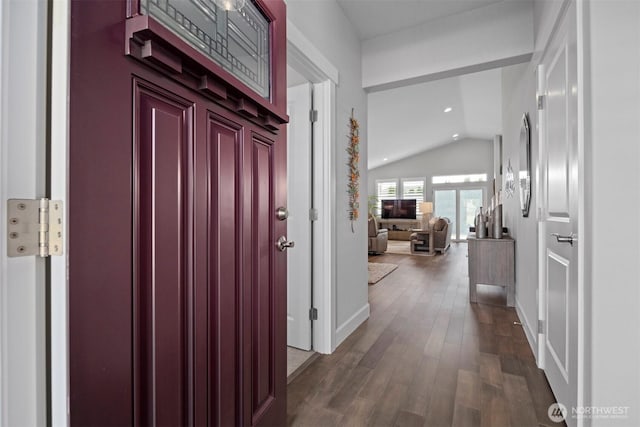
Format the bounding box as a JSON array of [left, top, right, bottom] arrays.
[[419, 202, 433, 229]]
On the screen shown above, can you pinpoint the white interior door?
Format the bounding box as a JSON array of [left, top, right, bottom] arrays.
[[286, 83, 313, 350], [540, 3, 579, 425]]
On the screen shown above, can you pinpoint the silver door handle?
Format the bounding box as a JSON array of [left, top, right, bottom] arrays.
[[551, 233, 577, 246], [276, 236, 295, 252]]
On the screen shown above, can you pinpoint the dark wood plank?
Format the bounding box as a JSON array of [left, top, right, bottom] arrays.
[[503, 373, 540, 427], [480, 382, 511, 427], [339, 398, 376, 426], [455, 370, 481, 410], [452, 404, 481, 427], [326, 365, 371, 413], [393, 410, 425, 427], [368, 382, 408, 426], [479, 352, 503, 387], [287, 244, 561, 427]]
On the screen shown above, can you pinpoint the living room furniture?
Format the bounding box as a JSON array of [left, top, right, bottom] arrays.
[[368, 214, 388, 254], [410, 229, 432, 255], [410, 217, 451, 255], [377, 218, 420, 241], [431, 217, 452, 253], [467, 234, 515, 307], [419, 202, 433, 229]]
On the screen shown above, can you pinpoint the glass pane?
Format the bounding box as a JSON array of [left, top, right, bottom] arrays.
[[376, 180, 397, 216], [432, 173, 487, 184], [141, 0, 271, 98], [402, 179, 424, 214], [459, 189, 483, 240], [435, 190, 456, 238]]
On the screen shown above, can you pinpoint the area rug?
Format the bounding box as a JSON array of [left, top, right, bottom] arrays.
[[368, 262, 398, 285], [386, 240, 411, 255], [386, 240, 434, 257]]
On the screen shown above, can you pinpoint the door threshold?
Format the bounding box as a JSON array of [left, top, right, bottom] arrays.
[[286, 350, 319, 384]]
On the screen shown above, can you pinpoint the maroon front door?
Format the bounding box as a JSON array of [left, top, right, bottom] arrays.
[[68, 1, 288, 425]]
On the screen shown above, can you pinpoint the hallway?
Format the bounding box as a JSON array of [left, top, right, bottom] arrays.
[[287, 244, 561, 426]]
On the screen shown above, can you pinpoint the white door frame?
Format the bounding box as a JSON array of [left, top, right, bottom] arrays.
[[535, 0, 586, 422], [50, 0, 70, 425], [287, 21, 338, 354], [0, 0, 49, 425]]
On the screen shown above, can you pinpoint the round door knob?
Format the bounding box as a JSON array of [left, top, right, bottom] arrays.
[[275, 207, 289, 221]]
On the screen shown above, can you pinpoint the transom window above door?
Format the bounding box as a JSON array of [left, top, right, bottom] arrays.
[[140, 0, 271, 98], [432, 174, 488, 184]]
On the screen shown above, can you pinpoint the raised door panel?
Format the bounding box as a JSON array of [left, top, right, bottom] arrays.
[[206, 113, 243, 426], [133, 80, 194, 426], [250, 135, 276, 424]]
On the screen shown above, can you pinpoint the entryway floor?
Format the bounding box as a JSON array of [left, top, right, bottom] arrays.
[[287, 347, 315, 377], [287, 243, 563, 426]]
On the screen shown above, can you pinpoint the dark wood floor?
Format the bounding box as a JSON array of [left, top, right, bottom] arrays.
[[287, 243, 562, 427]]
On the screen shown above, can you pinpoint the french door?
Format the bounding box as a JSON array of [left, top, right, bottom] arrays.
[[68, 1, 288, 425], [434, 188, 484, 240]]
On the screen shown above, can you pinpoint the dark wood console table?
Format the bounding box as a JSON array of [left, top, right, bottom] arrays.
[[467, 234, 515, 307]]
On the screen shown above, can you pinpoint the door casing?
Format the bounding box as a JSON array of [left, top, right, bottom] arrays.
[[287, 21, 338, 354], [0, 0, 48, 425]]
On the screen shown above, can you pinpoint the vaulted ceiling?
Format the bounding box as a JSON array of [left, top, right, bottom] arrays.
[[367, 68, 502, 170], [330, 0, 513, 169]]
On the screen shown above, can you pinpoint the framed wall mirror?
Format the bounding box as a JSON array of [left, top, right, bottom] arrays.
[[519, 113, 531, 217]]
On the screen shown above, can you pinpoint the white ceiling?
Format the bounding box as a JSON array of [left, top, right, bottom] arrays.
[[336, 0, 505, 40], [367, 68, 502, 169]]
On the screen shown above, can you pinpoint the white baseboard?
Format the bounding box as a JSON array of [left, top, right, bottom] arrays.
[[335, 303, 370, 348], [516, 298, 538, 358]]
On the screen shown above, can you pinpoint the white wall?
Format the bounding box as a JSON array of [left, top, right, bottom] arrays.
[[500, 63, 539, 350], [585, 1, 640, 424], [287, 0, 369, 348], [367, 138, 494, 205], [362, 0, 534, 92]]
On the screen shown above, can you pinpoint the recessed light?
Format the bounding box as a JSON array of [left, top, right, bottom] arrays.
[[444, 107, 453, 113], [452, 134, 459, 139], [383, 158, 388, 161]]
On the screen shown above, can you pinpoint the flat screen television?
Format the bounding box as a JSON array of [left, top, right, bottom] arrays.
[[381, 199, 417, 219]]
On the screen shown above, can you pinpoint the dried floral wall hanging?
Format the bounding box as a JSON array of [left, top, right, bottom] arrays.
[[347, 108, 360, 233]]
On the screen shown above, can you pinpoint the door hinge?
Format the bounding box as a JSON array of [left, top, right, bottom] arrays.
[[310, 109, 318, 123], [309, 208, 318, 222], [309, 307, 318, 321], [538, 319, 544, 334], [537, 94, 545, 110], [7, 199, 63, 257]]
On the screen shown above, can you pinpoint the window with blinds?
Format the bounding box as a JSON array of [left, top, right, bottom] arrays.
[[401, 178, 425, 214], [375, 180, 397, 216]]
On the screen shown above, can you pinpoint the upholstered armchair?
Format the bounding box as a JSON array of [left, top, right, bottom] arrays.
[[430, 217, 452, 253], [368, 214, 388, 254]]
